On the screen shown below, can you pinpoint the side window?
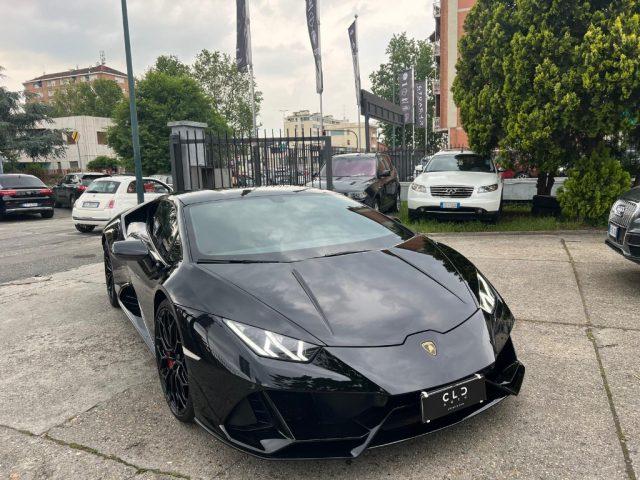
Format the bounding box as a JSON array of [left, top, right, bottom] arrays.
[[150, 201, 182, 263], [128, 180, 170, 194]]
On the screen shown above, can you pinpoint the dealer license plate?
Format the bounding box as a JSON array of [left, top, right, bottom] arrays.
[[421, 374, 486, 423], [440, 201, 460, 209], [609, 223, 619, 240], [22, 202, 38, 207], [82, 201, 100, 208]]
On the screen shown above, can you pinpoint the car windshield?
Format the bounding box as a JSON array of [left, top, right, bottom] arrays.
[[426, 154, 495, 173], [81, 176, 104, 186], [321, 156, 376, 177], [187, 193, 413, 262], [0, 175, 45, 189], [86, 181, 120, 194]]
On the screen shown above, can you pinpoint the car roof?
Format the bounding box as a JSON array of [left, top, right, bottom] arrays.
[[0, 173, 39, 178], [332, 153, 378, 159], [433, 149, 477, 156], [92, 176, 157, 182], [177, 186, 331, 206]]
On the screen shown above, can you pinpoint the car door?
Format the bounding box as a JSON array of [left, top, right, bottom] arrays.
[[376, 156, 394, 210], [130, 199, 182, 337], [56, 174, 74, 204]]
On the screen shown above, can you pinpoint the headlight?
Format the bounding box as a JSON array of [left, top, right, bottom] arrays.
[[478, 183, 499, 193], [477, 273, 496, 314], [348, 191, 367, 201], [224, 319, 320, 362], [411, 183, 427, 193]]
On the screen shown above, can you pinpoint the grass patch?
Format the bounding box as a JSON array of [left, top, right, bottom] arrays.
[[398, 202, 598, 233]]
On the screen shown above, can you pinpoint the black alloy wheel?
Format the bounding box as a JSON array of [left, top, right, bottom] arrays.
[[75, 224, 95, 233], [41, 210, 54, 219], [103, 245, 120, 308], [155, 299, 194, 423], [389, 190, 401, 213]]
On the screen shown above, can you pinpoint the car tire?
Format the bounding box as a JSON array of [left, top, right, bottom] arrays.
[[103, 244, 120, 309], [54, 199, 61, 208], [75, 224, 95, 233], [389, 190, 401, 213], [155, 299, 195, 423], [68, 194, 76, 209], [41, 210, 54, 219], [408, 209, 420, 222]]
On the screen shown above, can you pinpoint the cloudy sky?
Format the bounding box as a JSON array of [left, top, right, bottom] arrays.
[[0, 0, 434, 130]]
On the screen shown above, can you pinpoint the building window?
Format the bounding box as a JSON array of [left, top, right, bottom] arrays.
[[47, 90, 53, 97], [47, 80, 56, 86], [84, 75, 90, 81], [97, 131, 108, 145], [69, 161, 79, 170], [34, 81, 42, 88], [116, 77, 125, 84]]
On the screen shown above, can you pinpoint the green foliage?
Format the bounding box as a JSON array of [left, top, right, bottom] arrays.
[[50, 79, 124, 118], [369, 33, 443, 151], [558, 145, 631, 223], [153, 55, 192, 77], [0, 73, 65, 165], [453, 0, 640, 193], [192, 49, 262, 135], [87, 155, 119, 171], [107, 69, 228, 175]]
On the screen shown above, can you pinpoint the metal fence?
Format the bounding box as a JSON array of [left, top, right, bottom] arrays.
[[387, 148, 429, 182], [169, 128, 333, 193]]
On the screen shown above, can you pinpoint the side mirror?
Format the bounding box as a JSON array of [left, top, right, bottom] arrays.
[[378, 169, 391, 178], [112, 239, 149, 262]]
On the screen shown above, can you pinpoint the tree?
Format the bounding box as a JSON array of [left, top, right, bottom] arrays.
[[50, 79, 124, 118], [369, 33, 443, 151], [153, 55, 192, 77], [107, 69, 228, 174], [0, 66, 65, 169], [453, 0, 640, 195], [191, 49, 262, 135], [87, 155, 119, 172]]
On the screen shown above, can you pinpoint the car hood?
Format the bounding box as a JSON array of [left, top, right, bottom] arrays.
[[620, 187, 640, 203], [417, 171, 499, 186], [197, 236, 479, 347], [330, 176, 375, 194]]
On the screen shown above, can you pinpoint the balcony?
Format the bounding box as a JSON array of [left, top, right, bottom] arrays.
[[432, 79, 441, 95], [433, 0, 441, 18]]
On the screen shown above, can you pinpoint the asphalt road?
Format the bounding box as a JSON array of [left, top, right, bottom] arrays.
[[0, 208, 103, 284]]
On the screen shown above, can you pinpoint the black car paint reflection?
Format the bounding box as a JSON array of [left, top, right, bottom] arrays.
[[102, 187, 524, 459]]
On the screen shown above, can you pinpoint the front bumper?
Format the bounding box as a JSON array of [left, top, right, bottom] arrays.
[[605, 234, 640, 264], [408, 187, 501, 216], [180, 307, 524, 459]]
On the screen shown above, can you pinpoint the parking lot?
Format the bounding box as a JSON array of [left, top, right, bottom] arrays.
[[1, 213, 639, 479]]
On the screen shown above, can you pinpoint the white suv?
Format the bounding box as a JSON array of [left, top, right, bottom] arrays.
[[407, 150, 503, 221]]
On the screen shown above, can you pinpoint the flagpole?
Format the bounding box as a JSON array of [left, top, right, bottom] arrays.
[[248, 64, 257, 137], [318, 0, 324, 136], [355, 14, 362, 152], [412, 66, 416, 152]]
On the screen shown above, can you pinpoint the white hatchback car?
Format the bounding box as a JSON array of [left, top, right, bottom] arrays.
[[407, 150, 503, 222], [71, 176, 172, 233]]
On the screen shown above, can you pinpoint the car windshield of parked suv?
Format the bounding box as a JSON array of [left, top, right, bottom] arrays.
[[321, 156, 377, 177], [0, 175, 45, 189], [81, 176, 105, 186], [426, 153, 495, 173], [86, 180, 120, 194], [187, 193, 413, 262]]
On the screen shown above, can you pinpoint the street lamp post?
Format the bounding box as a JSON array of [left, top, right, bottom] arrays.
[[120, 0, 144, 204]]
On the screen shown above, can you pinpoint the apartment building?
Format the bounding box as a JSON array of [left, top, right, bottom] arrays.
[[18, 116, 116, 172], [23, 64, 128, 105], [283, 110, 378, 152], [433, 0, 476, 148]]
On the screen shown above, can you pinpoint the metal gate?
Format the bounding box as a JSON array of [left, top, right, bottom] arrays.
[[169, 128, 333, 193]]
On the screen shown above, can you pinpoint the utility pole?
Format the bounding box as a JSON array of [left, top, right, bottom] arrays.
[[120, 0, 144, 204]]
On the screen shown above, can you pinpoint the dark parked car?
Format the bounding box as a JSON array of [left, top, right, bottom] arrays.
[[102, 186, 524, 459], [606, 186, 640, 264], [0, 174, 54, 219], [308, 153, 401, 213], [52, 172, 109, 208]]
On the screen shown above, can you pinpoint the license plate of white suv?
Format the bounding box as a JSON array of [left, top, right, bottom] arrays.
[[440, 202, 460, 209]]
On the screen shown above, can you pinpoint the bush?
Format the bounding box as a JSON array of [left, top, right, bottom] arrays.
[[87, 155, 119, 172], [557, 145, 631, 223]]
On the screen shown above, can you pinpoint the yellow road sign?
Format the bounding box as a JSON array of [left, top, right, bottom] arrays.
[[71, 131, 79, 143]]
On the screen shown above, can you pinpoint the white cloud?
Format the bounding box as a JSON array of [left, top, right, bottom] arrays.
[[0, 0, 434, 130]]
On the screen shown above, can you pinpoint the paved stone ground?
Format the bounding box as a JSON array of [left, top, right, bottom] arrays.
[[1, 230, 639, 479]]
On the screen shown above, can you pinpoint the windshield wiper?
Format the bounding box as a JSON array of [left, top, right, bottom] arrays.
[[197, 259, 282, 264], [314, 249, 371, 259]]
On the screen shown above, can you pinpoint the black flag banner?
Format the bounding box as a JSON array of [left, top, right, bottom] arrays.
[[236, 0, 252, 72], [415, 79, 427, 129], [398, 68, 414, 124], [305, 0, 323, 94], [348, 19, 361, 102]]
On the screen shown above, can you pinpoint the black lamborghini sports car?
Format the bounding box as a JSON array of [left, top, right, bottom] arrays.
[[102, 187, 524, 459]]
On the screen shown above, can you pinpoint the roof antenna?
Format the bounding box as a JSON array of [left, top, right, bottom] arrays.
[[99, 51, 106, 65]]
